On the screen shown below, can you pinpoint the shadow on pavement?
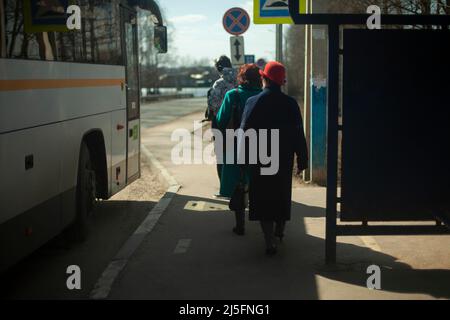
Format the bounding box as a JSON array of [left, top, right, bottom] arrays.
[[143, 194, 450, 299], [0, 200, 156, 300], [291, 201, 450, 299]]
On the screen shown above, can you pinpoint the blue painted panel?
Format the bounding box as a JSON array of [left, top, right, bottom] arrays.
[[311, 83, 327, 185]]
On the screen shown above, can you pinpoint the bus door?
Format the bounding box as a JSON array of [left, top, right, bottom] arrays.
[[122, 7, 140, 183]]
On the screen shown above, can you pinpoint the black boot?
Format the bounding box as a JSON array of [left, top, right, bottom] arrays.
[[233, 210, 245, 236], [260, 221, 277, 255], [275, 221, 286, 242]]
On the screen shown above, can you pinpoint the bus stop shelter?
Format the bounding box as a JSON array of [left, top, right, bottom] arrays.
[[288, 0, 450, 264]]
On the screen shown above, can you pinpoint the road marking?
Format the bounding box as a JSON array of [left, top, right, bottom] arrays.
[[174, 239, 192, 254], [89, 260, 127, 299], [184, 201, 229, 212], [360, 236, 382, 252]]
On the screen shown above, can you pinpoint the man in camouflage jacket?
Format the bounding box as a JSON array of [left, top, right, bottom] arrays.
[[208, 67, 237, 117], [207, 56, 237, 186]]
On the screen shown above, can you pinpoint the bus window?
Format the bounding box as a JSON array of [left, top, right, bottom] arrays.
[[4, 0, 122, 65], [4, 1, 60, 60], [55, 0, 122, 65], [64, 0, 122, 65], [124, 10, 139, 120]]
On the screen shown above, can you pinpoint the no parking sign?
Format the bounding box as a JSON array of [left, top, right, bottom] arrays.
[[223, 7, 250, 36]]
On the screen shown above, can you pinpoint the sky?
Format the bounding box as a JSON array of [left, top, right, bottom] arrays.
[[157, 0, 277, 66]]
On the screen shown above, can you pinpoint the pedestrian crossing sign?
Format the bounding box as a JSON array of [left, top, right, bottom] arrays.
[[254, 0, 307, 24]]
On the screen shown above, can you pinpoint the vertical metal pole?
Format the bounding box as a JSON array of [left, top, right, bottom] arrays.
[[325, 24, 339, 265], [276, 24, 283, 63], [303, 0, 312, 182]]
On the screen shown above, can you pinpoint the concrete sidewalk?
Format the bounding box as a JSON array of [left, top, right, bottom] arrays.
[[109, 112, 450, 300]]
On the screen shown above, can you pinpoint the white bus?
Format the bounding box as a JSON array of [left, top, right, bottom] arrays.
[[0, 0, 167, 272]]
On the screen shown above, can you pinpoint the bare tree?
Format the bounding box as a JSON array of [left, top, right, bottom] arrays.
[[284, 25, 306, 102], [283, 0, 448, 106]]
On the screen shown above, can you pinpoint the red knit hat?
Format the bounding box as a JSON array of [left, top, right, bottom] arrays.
[[259, 61, 286, 86]]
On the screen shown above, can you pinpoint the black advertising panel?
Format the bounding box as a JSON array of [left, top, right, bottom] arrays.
[[341, 29, 450, 222]]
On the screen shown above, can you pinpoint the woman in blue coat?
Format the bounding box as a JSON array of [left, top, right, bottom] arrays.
[[240, 61, 309, 255], [216, 64, 262, 235]]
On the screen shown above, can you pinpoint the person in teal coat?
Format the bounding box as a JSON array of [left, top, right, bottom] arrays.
[[216, 64, 262, 235]]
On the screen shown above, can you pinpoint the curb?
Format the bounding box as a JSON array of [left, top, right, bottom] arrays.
[[89, 145, 180, 300]]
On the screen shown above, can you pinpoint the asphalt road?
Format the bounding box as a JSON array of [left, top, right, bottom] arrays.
[[140, 97, 207, 129], [0, 97, 205, 299]]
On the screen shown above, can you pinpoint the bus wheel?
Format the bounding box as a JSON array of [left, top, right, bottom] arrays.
[[73, 141, 97, 241]]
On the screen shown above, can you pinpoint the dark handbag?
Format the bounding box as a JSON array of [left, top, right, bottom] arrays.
[[229, 169, 249, 211]]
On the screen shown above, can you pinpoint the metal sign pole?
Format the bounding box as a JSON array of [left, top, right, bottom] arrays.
[[275, 24, 283, 63], [303, 0, 312, 182], [325, 23, 339, 265]]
